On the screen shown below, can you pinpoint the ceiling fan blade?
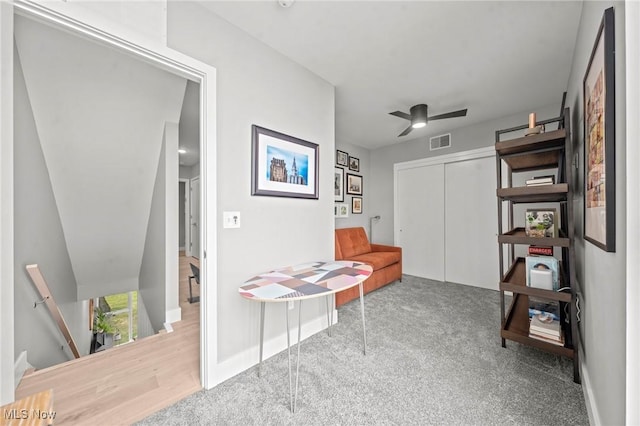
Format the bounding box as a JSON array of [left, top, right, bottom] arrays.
[[428, 108, 468, 121], [398, 125, 413, 137], [389, 110, 412, 121]]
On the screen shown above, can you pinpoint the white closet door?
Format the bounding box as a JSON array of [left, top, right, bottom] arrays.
[[444, 156, 498, 289], [396, 164, 445, 281]]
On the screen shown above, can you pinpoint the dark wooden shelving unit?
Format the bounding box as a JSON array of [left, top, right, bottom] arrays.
[[495, 108, 580, 383]]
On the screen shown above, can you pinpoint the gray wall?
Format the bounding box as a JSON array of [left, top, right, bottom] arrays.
[[14, 46, 91, 368], [168, 2, 335, 363], [369, 104, 560, 245], [138, 127, 169, 332], [334, 142, 375, 237], [565, 2, 626, 424]]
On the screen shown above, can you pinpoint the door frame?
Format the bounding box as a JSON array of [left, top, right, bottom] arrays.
[[189, 176, 200, 259], [1, 1, 219, 401]]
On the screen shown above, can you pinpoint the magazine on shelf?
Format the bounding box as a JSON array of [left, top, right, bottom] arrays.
[[528, 297, 560, 321], [525, 256, 559, 290], [525, 209, 558, 238]]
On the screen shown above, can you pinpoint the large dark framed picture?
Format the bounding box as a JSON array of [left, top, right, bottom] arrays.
[[251, 125, 319, 199], [583, 7, 615, 252], [346, 173, 363, 195]]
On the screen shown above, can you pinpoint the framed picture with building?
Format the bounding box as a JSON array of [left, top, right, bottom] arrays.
[[251, 125, 319, 199]]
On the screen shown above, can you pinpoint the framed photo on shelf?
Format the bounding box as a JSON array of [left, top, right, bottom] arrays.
[[334, 167, 344, 202], [334, 203, 349, 218], [352, 197, 362, 214], [251, 125, 319, 199], [583, 7, 615, 252], [346, 173, 363, 195], [336, 150, 349, 167], [349, 156, 360, 172]]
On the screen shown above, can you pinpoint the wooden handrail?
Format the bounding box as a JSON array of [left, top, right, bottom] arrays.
[[26, 264, 81, 359]]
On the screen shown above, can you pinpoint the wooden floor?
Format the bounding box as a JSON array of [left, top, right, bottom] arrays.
[[15, 253, 201, 425]]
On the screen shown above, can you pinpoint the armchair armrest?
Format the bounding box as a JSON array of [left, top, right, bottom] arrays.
[[370, 243, 401, 253]]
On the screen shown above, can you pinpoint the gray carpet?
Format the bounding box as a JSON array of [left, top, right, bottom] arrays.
[[137, 275, 588, 425]]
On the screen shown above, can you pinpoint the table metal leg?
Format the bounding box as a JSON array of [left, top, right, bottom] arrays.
[[359, 282, 367, 355], [285, 304, 293, 412], [294, 300, 303, 413], [284, 300, 304, 413], [258, 302, 265, 377], [325, 294, 333, 337]]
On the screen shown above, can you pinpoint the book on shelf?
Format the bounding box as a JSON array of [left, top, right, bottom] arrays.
[[525, 175, 555, 186], [529, 329, 565, 346], [528, 245, 553, 256], [525, 256, 559, 290], [528, 297, 560, 321]]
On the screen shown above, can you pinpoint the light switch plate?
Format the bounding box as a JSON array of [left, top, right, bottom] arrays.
[[223, 211, 241, 228]]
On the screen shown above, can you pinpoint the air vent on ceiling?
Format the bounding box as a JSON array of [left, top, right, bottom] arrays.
[[430, 133, 451, 151]]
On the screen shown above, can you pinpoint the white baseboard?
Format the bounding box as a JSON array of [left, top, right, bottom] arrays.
[[14, 351, 32, 389], [581, 361, 601, 426], [212, 309, 338, 387], [165, 307, 182, 324]]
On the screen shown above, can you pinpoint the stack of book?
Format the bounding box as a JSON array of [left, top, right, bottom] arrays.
[[528, 298, 564, 346], [525, 175, 555, 186], [529, 314, 564, 345]]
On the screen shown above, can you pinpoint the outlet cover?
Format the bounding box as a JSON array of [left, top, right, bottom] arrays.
[[223, 211, 241, 228]]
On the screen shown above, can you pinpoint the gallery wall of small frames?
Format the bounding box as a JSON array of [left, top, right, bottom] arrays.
[[335, 149, 363, 216]]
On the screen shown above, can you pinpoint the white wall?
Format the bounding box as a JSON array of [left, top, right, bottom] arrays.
[[564, 2, 626, 424], [625, 3, 640, 424], [13, 46, 91, 368], [370, 104, 560, 245], [167, 2, 335, 370], [334, 142, 375, 238], [139, 120, 180, 328]]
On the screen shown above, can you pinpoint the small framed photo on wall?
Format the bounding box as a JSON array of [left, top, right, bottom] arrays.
[[352, 197, 362, 214], [336, 150, 349, 167], [346, 173, 363, 195], [334, 167, 344, 202], [349, 156, 360, 172]]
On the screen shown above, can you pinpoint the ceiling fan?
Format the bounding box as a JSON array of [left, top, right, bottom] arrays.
[[389, 104, 468, 137]]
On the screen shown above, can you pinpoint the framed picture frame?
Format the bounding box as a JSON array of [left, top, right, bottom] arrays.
[[334, 167, 344, 202], [583, 7, 615, 252], [336, 150, 348, 167], [251, 125, 319, 199], [349, 156, 360, 172], [334, 203, 349, 218], [352, 196, 362, 214], [346, 173, 363, 195]]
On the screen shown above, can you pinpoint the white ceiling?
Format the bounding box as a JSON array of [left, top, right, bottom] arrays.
[[199, 0, 583, 149]]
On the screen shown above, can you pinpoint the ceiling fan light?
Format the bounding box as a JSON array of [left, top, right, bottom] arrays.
[[410, 104, 428, 129]]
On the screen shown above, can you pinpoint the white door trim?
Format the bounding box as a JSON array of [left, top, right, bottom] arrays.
[[8, 0, 219, 393], [179, 178, 190, 256]]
